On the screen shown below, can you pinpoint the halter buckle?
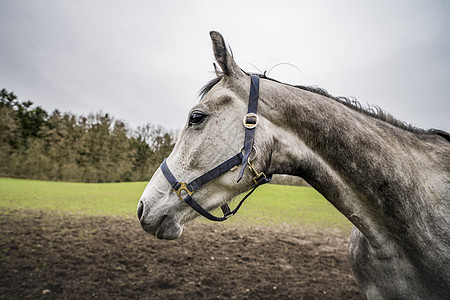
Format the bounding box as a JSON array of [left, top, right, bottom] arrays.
[[175, 182, 194, 201], [243, 113, 259, 129], [248, 161, 268, 185]]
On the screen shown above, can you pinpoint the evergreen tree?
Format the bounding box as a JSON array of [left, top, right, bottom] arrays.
[[0, 88, 176, 182]]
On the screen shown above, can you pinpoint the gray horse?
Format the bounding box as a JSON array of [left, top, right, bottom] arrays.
[[138, 31, 450, 299]]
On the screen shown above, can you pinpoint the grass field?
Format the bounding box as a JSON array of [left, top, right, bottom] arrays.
[[0, 177, 351, 231]]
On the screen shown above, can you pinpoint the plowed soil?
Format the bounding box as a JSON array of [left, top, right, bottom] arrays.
[[0, 210, 362, 299]]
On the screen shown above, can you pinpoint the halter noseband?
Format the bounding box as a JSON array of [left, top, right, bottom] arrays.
[[160, 75, 271, 221]]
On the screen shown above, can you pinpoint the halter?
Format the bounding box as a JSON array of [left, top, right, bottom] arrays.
[[160, 75, 272, 221]]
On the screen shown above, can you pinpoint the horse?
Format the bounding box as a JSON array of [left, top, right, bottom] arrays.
[[137, 31, 450, 299]]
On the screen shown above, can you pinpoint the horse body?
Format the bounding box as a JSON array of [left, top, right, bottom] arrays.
[[138, 31, 450, 299], [260, 79, 450, 299]]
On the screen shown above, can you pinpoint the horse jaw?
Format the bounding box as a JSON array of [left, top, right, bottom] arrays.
[[137, 168, 185, 240]]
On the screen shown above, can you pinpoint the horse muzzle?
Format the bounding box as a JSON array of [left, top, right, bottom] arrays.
[[137, 200, 183, 240]]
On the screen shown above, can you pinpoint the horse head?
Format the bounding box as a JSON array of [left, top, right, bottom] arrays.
[[137, 32, 282, 239]]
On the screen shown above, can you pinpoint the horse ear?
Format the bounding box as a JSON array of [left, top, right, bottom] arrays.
[[210, 31, 244, 79]]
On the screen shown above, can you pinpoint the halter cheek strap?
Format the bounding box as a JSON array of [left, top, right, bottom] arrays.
[[237, 75, 260, 182], [160, 75, 272, 222]]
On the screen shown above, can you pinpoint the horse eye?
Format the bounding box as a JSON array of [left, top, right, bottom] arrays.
[[189, 112, 206, 126]]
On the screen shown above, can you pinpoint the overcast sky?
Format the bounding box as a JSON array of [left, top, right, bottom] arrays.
[[1, 0, 449, 132]]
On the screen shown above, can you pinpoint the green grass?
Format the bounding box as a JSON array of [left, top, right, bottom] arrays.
[[0, 177, 145, 217], [215, 184, 351, 231], [0, 177, 351, 231]]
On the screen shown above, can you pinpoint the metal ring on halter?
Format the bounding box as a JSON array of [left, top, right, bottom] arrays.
[[230, 147, 256, 172], [240, 146, 258, 163], [243, 113, 259, 129]]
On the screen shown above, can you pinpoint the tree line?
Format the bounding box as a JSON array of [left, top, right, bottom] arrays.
[[0, 88, 309, 186], [0, 88, 176, 183]]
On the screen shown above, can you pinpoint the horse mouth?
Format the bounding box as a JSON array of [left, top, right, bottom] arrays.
[[140, 214, 183, 240]]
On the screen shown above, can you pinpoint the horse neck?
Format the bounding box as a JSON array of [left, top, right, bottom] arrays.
[[260, 80, 448, 250]]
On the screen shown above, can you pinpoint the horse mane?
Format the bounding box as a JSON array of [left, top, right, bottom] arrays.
[[199, 74, 450, 141]]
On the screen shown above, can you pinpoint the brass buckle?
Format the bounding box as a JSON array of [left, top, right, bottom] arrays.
[[248, 160, 267, 185], [252, 171, 268, 185], [175, 182, 194, 201], [243, 113, 259, 129]]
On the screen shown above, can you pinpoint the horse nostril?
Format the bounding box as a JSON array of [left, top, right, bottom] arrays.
[[137, 201, 144, 220]]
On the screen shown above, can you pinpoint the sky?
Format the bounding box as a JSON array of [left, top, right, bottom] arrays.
[[0, 0, 449, 132]]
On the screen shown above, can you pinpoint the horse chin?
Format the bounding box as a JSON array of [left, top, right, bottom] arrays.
[[154, 215, 184, 240]]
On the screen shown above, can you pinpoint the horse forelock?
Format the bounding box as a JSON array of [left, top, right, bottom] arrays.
[[198, 73, 449, 140], [198, 76, 223, 100]]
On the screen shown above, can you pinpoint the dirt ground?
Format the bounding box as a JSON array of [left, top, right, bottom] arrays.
[[0, 210, 362, 299]]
